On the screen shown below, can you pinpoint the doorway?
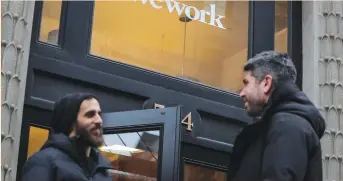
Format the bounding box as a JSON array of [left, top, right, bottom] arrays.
[[100, 107, 182, 181], [100, 107, 230, 181]]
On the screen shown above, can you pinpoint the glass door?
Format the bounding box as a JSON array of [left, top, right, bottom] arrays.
[[100, 107, 182, 181]]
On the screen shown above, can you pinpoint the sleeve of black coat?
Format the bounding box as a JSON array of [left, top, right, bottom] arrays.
[[261, 118, 308, 181], [22, 153, 54, 181]]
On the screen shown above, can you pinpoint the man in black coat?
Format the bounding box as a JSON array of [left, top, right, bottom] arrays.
[[22, 93, 113, 181], [228, 51, 326, 181]]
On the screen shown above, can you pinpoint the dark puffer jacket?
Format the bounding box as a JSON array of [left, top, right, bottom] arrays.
[[22, 133, 113, 181], [228, 82, 326, 181]]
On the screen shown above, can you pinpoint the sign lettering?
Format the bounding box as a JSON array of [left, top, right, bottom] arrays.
[[134, 0, 226, 29]]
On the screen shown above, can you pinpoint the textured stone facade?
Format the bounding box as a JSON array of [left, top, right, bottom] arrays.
[[303, 1, 343, 181], [1, 1, 35, 181]]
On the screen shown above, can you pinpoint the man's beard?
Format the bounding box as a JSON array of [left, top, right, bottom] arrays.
[[75, 124, 104, 147], [246, 99, 265, 117]]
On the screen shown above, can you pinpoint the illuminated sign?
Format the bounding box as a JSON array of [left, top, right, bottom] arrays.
[[134, 0, 226, 29]]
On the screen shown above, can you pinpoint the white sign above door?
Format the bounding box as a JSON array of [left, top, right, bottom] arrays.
[[134, 0, 226, 29]]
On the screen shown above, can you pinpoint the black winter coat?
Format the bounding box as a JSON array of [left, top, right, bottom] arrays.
[[228, 82, 326, 181], [22, 133, 113, 181]]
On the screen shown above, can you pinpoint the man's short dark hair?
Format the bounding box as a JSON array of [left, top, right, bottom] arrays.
[[50, 92, 98, 135], [244, 51, 297, 87]]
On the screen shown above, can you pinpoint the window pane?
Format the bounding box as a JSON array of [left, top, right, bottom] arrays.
[[100, 130, 160, 180], [275, 1, 288, 53], [184, 163, 226, 181], [39, 0, 62, 45], [27, 126, 49, 159], [91, 1, 249, 93]]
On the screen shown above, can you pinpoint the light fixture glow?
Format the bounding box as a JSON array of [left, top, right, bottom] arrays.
[[99, 145, 145, 154]]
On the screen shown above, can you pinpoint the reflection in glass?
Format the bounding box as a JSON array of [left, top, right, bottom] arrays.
[[275, 1, 288, 53], [39, 0, 62, 45], [27, 126, 49, 159], [91, 1, 249, 93], [100, 130, 160, 181], [184, 163, 226, 181]]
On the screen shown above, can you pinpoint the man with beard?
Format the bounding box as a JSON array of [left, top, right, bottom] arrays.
[[227, 51, 326, 181], [22, 93, 112, 181]]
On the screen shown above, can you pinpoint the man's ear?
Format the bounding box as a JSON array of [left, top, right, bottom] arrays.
[[263, 75, 273, 94]]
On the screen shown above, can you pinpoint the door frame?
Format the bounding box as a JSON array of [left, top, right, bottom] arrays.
[[101, 107, 183, 181]]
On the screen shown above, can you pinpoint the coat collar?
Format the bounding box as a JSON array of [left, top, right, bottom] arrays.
[[256, 81, 300, 122]]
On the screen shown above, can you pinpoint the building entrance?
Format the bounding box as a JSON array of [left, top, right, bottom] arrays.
[[100, 107, 229, 181], [15, 1, 296, 180], [100, 107, 182, 181]]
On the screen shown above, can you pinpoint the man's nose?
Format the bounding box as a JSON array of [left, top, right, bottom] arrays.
[[95, 115, 103, 124], [239, 90, 245, 98]]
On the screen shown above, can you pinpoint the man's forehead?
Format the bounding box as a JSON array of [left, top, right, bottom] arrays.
[[243, 71, 253, 79], [80, 98, 101, 111]]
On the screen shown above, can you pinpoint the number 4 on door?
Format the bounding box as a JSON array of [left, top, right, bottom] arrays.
[[181, 112, 193, 131]]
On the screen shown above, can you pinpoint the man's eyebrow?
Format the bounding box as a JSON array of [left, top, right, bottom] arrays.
[[84, 109, 101, 114], [84, 110, 94, 114]]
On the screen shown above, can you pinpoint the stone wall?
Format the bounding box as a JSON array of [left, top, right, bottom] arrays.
[[303, 1, 343, 181], [1, 1, 35, 181]]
